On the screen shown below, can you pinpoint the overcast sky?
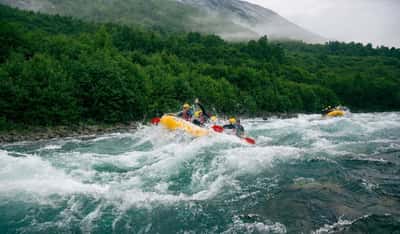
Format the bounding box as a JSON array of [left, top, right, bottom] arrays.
[[244, 0, 400, 48]]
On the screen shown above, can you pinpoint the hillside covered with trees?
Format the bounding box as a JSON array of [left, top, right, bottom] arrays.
[[1, 5, 399, 130]]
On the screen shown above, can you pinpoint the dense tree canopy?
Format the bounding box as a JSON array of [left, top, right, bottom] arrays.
[[0, 5, 399, 130]]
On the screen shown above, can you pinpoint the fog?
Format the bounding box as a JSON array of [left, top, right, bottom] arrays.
[[244, 0, 400, 48]]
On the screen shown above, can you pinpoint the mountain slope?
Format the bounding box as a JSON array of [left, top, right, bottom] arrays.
[[0, 0, 324, 42], [179, 0, 324, 42]]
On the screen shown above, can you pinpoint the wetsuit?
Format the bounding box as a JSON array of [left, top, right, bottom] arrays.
[[223, 123, 245, 137], [235, 124, 245, 137], [223, 124, 235, 130]]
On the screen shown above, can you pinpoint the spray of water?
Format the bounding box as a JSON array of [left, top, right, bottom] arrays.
[[1, 113, 399, 233]]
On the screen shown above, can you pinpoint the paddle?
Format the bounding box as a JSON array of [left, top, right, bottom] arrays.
[[212, 125, 256, 144], [243, 137, 256, 145], [151, 117, 161, 125]]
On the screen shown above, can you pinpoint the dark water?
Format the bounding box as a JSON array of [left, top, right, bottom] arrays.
[[1, 113, 399, 233]]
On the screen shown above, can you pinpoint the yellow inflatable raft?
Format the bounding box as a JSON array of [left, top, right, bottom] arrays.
[[326, 110, 345, 117], [159, 115, 209, 137]]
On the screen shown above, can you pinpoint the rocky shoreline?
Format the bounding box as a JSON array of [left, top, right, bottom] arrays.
[[0, 122, 138, 143], [0, 113, 301, 144]]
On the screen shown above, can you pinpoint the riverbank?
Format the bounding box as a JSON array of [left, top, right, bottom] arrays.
[[0, 112, 301, 143], [4, 110, 380, 144], [0, 122, 138, 143]]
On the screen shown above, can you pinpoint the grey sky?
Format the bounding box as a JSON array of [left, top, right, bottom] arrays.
[[244, 0, 400, 47]]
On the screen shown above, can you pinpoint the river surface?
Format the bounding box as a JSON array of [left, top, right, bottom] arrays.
[[1, 113, 400, 233]]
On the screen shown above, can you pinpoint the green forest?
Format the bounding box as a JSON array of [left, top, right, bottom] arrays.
[[1, 4, 399, 130]]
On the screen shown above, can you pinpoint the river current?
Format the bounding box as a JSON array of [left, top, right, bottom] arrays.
[[1, 113, 399, 233]]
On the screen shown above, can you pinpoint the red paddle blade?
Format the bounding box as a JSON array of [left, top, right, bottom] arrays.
[[212, 125, 224, 133], [151, 117, 161, 125], [244, 137, 256, 145]]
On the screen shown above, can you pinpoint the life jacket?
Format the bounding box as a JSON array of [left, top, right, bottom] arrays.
[[192, 115, 206, 126], [192, 119, 201, 126], [182, 110, 192, 121], [223, 124, 235, 130]]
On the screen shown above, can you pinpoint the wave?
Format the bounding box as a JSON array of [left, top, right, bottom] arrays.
[[1, 112, 399, 233]]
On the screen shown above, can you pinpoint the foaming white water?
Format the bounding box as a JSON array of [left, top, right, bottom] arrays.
[[0, 148, 228, 210], [1, 113, 399, 211], [0, 150, 107, 197], [41, 144, 62, 150], [219, 145, 302, 175], [312, 214, 381, 234], [223, 215, 287, 234]]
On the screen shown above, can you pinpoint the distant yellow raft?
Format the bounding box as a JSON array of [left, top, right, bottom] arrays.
[[159, 115, 209, 137], [326, 110, 346, 117]]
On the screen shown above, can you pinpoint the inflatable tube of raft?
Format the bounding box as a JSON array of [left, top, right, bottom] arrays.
[[326, 110, 346, 117], [159, 115, 209, 137]]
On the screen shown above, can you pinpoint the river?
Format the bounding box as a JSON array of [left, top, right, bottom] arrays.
[[1, 113, 399, 233]]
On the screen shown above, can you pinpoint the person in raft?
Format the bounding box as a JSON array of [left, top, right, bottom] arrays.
[[223, 118, 245, 137], [176, 103, 193, 121], [322, 106, 334, 115], [192, 98, 212, 126]]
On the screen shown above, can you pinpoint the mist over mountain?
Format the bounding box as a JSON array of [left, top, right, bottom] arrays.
[[0, 0, 324, 42], [245, 0, 400, 48], [179, 0, 324, 42]]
